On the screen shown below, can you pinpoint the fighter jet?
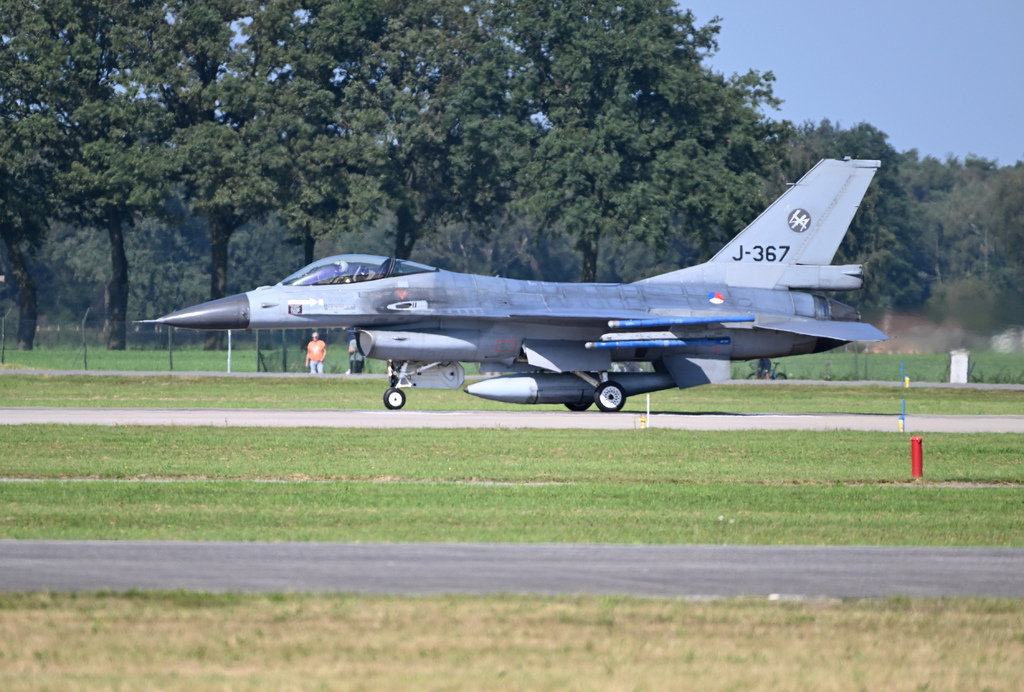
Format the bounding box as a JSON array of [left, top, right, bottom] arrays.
[[154, 158, 888, 411]]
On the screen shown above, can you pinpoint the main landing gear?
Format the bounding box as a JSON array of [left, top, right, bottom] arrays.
[[594, 380, 626, 412], [564, 401, 593, 412], [565, 371, 627, 413]]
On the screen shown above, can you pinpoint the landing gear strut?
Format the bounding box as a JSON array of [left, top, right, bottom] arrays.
[[379, 360, 466, 410]]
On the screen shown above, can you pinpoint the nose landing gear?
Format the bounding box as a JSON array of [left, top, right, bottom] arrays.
[[383, 387, 407, 410]]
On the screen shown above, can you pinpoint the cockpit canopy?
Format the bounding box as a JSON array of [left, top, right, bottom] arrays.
[[279, 254, 437, 286]]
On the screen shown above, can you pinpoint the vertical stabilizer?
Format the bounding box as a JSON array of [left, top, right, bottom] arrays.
[[641, 158, 879, 290], [712, 158, 879, 266]]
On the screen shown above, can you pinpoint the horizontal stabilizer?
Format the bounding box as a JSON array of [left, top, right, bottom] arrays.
[[762, 320, 889, 342], [776, 264, 864, 291]]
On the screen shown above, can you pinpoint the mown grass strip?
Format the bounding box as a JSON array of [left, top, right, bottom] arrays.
[[3, 426, 1020, 544], [3, 426, 1023, 484], [1, 593, 1022, 691], [2, 373, 1024, 414], [3, 479, 1022, 545]]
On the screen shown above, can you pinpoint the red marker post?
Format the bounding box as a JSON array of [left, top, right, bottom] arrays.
[[911, 437, 923, 478]]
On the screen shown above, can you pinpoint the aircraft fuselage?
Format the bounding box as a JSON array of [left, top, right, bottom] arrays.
[[153, 158, 889, 411]]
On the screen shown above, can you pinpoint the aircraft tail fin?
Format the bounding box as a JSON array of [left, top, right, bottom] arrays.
[[640, 158, 879, 290]]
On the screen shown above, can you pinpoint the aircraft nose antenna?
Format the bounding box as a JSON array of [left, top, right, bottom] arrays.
[[155, 294, 251, 330]]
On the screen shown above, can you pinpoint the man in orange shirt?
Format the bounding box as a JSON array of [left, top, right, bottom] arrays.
[[306, 331, 327, 374]]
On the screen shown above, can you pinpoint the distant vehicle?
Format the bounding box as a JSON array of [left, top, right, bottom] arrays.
[[153, 158, 887, 411]]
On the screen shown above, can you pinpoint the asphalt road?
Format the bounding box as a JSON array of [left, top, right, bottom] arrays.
[[3, 541, 1023, 598], [3, 406, 1024, 432]]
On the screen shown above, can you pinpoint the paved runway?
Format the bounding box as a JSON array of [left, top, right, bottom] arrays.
[[3, 541, 1023, 598], [3, 406, 1023, 432]]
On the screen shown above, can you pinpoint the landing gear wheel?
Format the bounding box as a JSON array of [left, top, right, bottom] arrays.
[[384, 387, 406, 410], [594, 381, 626, 412], [564, 401, 593, 412]]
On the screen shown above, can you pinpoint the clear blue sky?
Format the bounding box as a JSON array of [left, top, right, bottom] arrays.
[[683, 0, 1024, 166]]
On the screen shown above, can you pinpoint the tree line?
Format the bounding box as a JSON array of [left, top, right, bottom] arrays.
[[2, 1, 1022, 351]]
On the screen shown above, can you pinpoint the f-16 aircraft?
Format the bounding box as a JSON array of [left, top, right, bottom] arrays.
[[154, 158, 888, 411]]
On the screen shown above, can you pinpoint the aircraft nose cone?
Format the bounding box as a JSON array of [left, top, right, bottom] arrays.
[[156, 294, 251, 330]]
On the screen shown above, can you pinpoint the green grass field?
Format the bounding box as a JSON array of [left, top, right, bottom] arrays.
[[2, 426, 1022, 545], [738, 350, 1024, 383], [3, 593, 1021, 691], [5, 346, 1024, 381], [3, 374, 1023, 689], [2, 376, 1022, 546]]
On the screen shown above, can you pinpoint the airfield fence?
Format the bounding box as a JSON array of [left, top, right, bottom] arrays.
[[0, 318, 374, 375], [2, 317, 1024, 382]]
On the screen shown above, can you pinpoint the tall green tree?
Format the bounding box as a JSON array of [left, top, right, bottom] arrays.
[[990, 163, 1024, 325], [140, 0, 284, 348], [355, 0, 524, 259], [247, 0, 387, 266], [0, 0, 75, 348], [51, 0, 170, 349], [994, 164, 1024, 263], [0, 109, 49, 348], [2, 1, 173, 349], [500, 0, 787, 281]]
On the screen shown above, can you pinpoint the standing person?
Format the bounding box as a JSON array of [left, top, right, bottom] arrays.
[[306, 331, 326, 374], [348, 331, 364, 374]]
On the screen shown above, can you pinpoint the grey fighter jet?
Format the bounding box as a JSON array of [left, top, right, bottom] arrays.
[[154, 158, 888, 411]]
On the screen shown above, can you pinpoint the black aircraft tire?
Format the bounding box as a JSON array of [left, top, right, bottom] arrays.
[[594, 381, 626, 413], [564, 401, 593, 412], [383, 387, 406, 410]]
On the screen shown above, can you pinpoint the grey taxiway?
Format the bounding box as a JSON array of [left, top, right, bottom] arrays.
[[3, 541, 1023, 599], [3, 404, 1023, 433]]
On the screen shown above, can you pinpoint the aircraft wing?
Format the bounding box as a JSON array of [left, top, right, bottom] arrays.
[[501, 310, 754, 328], [759, 320, 889, 342]]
